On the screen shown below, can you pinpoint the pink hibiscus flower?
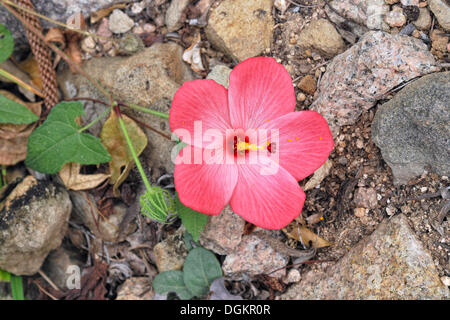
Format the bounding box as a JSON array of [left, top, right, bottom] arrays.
[[169, 57, 333, 230]]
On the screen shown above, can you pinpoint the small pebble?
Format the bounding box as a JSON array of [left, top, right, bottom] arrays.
[[297, 92, 307, 102], [354, 207, 367, 218]]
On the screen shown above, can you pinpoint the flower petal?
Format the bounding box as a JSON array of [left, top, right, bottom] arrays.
[[229, 160, 305, 230], [261, 110, 334, 181], [174, 144, 238, 215], [228, 57, 296, 130], [169, 79, 231, 148]]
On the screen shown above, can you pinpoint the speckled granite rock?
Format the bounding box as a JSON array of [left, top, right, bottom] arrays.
[[205, 0, 274, 62], [0, 176, 71, 275], [311, 31, 438, 136], [0, 0, 126, 51], [58, 42, 194, 179], [281, 214, 449, 300], [206, 65, 232, 88], [371, 72, 450, 184], [325, 0, 389, 36], [222, 234, 289, 279], [199, 206, 245, 255], [165, 0, 190, 32]]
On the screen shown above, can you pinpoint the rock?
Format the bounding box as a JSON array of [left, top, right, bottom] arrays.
[[116, 277, 154, 300], [41, 246, 84, 290], [298, 19, 346, 58], [0, 0, 126, 51], [69, 191, 136, 242], [371, 72, 450, 184], [354, 207, 367, 218], [108, 9, 134, 34], [413, 7, 432, 30], [205, 0, 274, 62], [384, 6, 407, 27], [325, 0, 389, 36], [153, 228, 188, 272], [282, 214, 449, 299], [0, 176, 71, 275], [274, 0, 289, 14], [222, 234, 289, 279], [297, 75, 317, 95], [310, 31, 438, 136], [385, 0, 400, 4], [282, 268, 301, 284], [354, 187, 378, 209], [429, 0, 450, 31], [57, 43, 194, 180], [116, 277, 155, 300], [206, 65, 232, 88], [401, 0, 419, 5], [430, 29, 449, 52], [199, 206, 246, 255], [165, 0, 190, 32]]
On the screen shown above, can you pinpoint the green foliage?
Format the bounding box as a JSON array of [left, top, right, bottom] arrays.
[[10, 275, 24, 300], [0, 93, 39, 124], [152, 270, 194, 300], [25, 102, 111, 174], [0, 269, 11, 282], [176, 193, 209, 242], [153, 247, 222, 299], [0, 24, 14, 64], [183, 247, 222, 297], [140, 187, 175, 223]]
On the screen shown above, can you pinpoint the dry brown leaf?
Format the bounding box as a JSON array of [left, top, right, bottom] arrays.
[[283, 225, 332, 249], [59, 162, 110, 191], [18, 56, 43, 90], [302, 159, 333, 191], [0, 90, 42, 165], [90, 3, 128, 24], [100, 111, 147, 197]]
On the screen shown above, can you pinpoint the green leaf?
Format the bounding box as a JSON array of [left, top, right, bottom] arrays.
[[176, 193, 209, 242], [0, 93, 39, 124], [183, 247, 222, 297], [10, 274, 24, 300], [0, 24, 14, 64], [153, 270, 194, 300], [0, 269, 11, 282], [25, 101, 112, 174]]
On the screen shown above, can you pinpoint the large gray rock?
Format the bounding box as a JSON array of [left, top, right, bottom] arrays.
[[58, 42, 194, 179], [282, 214, 449, 300], [311, 31, 439, 136], [0, 176, 72, 275], [0, 0, 127, 51], [372, 72, 450, 184]]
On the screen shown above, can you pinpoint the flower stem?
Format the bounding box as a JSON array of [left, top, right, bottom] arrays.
[[122, 102, 169, 120], [0, 68, 44, 98], [115, 104, 152, 192], [78, 108, 110, 133]]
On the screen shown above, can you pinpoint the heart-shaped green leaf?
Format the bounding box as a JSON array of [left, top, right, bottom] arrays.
[[176, 193, 209, 242], [183, 247, 222, 297], [153, 270, 194, 300], [0, 92, 39, 124], [0, 24, 14, 64], [25, 101, 111, 173]]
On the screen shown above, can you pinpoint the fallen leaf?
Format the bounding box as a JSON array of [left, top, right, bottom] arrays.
[[59, 162, 110, 191], [302, 159, 333, 191], [0, 90, 41, 165], [100, 111, 147, 197], [18, 56, 43, 90], [283, 225, 332, 249], [90, 3, 129, 24], [182, 33, 205, 73]]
